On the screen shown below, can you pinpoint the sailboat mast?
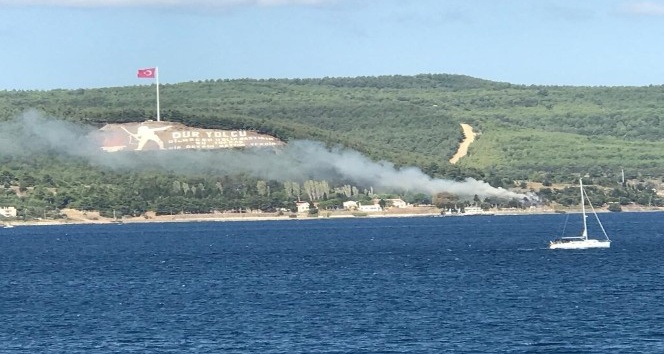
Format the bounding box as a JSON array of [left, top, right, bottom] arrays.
[[580, 178, 588, 239]]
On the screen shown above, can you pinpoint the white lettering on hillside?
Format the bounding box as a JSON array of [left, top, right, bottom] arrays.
[[163, 129, 281, 149]]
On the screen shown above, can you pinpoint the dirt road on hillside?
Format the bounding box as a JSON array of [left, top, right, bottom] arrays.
[[449, 123, 475, 164]]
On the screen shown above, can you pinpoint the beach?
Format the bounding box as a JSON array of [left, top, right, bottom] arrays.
[[9, 205, 651, 227]]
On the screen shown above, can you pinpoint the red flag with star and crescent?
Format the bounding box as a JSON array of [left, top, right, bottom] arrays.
[[137, 68, 156, 78]]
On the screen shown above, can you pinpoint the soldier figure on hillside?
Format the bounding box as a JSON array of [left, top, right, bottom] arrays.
[[122, 125, 172, 150]]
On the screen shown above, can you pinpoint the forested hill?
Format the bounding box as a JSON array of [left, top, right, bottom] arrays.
[[3, 74, 664, 182], [1, 73, 664, 217]]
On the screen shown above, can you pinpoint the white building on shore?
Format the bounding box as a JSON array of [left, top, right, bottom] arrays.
[[0, 206, 17, 218]]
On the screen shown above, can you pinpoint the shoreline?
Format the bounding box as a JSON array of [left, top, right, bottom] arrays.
[[5, 206, 663, 227]]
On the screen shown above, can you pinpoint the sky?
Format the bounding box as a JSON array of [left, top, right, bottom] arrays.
[[1, 0, 664, 90]]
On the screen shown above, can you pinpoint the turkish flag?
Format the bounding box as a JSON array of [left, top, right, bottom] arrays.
[[137, 68, 156, 78]]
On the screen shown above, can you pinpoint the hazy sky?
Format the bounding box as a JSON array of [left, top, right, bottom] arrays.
[[1, 0, 663, 90]]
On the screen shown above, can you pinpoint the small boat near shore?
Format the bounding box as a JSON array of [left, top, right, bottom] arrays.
[[461, 206, 494, 216], [442, 205, 494, 216], [549, 178, 611, 250]]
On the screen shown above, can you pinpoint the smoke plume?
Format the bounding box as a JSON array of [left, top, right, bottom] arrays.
[[0, 111, 530, 201]]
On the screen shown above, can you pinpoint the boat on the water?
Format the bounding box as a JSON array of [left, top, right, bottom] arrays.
[[441, 205, 493, 216], [461, 206, 494, 216], [549, 178, 611, 250]]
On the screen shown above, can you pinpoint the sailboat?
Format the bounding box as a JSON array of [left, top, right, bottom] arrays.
[[549, 178, 611, 249]]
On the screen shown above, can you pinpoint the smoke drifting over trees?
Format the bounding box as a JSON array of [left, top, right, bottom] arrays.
[[0, 111, 528, 201]]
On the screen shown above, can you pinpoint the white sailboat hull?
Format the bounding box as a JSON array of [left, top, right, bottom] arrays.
[[549, 239, 611, 249]]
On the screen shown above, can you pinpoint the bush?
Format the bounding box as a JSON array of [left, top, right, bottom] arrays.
[[607, 203, 622, 212]]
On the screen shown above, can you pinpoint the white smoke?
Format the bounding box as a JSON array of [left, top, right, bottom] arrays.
[[0, 112, 530, 201]]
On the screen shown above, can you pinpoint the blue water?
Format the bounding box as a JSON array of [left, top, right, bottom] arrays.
[[2, 212, 664, 353]]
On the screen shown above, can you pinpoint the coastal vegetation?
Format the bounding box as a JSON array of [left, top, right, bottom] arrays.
[[1, 74, 664, 219]]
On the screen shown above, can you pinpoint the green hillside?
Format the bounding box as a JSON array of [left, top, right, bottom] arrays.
[[4, 74, 664, 178], [1, 74, 664, 218]]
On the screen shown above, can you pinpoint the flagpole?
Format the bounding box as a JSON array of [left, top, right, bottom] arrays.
[[155, 66, 161, 122]]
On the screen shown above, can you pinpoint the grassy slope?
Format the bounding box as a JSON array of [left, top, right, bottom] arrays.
[[460, 126, 664, 174]]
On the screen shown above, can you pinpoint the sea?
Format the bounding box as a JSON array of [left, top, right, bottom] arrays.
[[1, 212, 664, 353]]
